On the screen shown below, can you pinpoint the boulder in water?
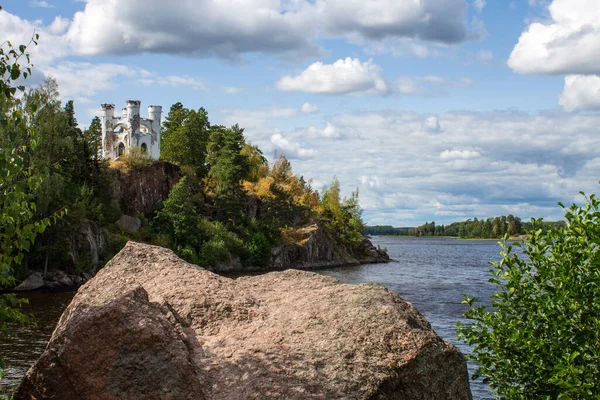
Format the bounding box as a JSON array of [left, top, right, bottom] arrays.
[[17, 242, 472, 399], [13, 272, 44, 291]]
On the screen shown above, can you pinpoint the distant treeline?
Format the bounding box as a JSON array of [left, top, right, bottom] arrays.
[[365, 215, 567, 239]]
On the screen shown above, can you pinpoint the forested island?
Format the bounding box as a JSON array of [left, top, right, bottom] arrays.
[[365, 216, 566, 239]]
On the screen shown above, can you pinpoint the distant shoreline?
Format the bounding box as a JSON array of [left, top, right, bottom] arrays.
[[373, 235, 528, 241]]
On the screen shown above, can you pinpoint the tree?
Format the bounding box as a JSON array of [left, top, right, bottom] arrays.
[[160, 104, 210, 177], [0, 32, 63, 331], [318, 177, 364, 250], [205, 124, 249, 223], [457, 192, 600, 399]]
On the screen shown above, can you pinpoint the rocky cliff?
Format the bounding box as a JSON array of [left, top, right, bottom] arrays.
[[269, 224, 389, 271], [17, 242, 471, 400], [110, 161, 182, 217]]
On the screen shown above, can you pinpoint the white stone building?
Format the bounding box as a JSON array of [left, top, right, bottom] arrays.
[[101, 100, 162, 160]]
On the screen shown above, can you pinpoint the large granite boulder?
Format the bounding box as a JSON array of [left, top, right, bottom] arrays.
[[17, 242, 472, 400]]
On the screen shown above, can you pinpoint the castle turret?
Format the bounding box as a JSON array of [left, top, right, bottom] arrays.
[[148, 105, 162, 124], [148, 105, 162, 159], [126, 100, 141, 119], [100, 104, 115, 158]]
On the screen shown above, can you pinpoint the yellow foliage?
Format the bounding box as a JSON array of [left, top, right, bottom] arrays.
[[256, 177, 276, 199], [242, 177, 276, 199]]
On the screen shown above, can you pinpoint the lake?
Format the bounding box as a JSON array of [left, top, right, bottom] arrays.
[[1, 236, 508, 398]]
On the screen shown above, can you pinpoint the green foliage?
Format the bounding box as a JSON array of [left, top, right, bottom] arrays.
[[154, 176, 245, 267], [318, 177, 364, 251], [160, 104, 210, 177], [70, 184, 103, 221], [363, 225, 412, 236], [245, 231, 272, 267], [199, 239, 231, 267], [0, 34, 64, 332], [457, 193, 600, 399], [241, 144, 268, 182]]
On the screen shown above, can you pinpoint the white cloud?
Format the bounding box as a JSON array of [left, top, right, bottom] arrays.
[[64, 0, 319, 60], [306, 123, 342, 138], [559, 75, 600, 112], [0, 13, 71, 66], [42, 62, 206, 106], [508, 0, 600, 112], [2, 0, 481, 63], [220, 107, 299, 133], [473, 0, 486, 13], [508, 0, 600, 75], [277, 58, 389, 95], [396, 76, 474, 95], [29, 0, 54, 8], [318, 0, 472, 44], [42, 62, 139, 104], [421, 116, 441, 133], [223, 86, 244, 94], [440, 150, 481, 160], [270, 133, 317, 159], [277, 109, 600, 226], [34, 0, 476, 61], [322, 123, 341, 138], [142, 75, 206, 91], [476, 50, 494, 62], [301, 103, 320, 113]]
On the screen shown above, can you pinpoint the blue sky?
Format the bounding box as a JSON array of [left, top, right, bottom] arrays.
[[2, 0, 600, 226]]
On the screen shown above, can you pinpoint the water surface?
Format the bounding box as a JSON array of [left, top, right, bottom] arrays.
[[0, 291, 75, 391], [1, 237, 508, 398]]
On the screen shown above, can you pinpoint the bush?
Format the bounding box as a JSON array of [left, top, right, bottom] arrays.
[[245, 231, 272, 267], [199, 238, 231, 267], [457, 192, 600, 399], [121, 146, 152, 169]]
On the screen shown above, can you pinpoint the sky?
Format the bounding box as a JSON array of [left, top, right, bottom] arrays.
[[2, 0, 600, 226]]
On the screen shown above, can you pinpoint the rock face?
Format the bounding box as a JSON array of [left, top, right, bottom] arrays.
[[270, 224, 388, 271], [357, 237, 391, 264], [110, 161, 181, 217], [18, 242, 472, 400], [71, 220, 107, 271]]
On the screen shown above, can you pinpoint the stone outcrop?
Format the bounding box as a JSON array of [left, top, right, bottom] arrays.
[[13, 272, 44, 291], [357, 237, 390, 264], [18, 242, 472, 400], [71, 220, 108, 271], [269, 224, 389, 271], [110, 161, 181, 217], [14, 271, 94, 291], [270, 224, 360, 270]]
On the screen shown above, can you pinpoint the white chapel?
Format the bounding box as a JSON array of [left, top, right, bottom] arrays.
[[100, 100, 162, 160]]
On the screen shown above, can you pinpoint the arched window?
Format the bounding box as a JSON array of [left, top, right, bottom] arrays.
[[118, 142, 125, 157], [141, 143, 148, 153]]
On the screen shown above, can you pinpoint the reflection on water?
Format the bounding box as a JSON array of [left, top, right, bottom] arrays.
[[0, 237, 509, 398], [0, 291, 75, 391], [317, 236, 507, 400]]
